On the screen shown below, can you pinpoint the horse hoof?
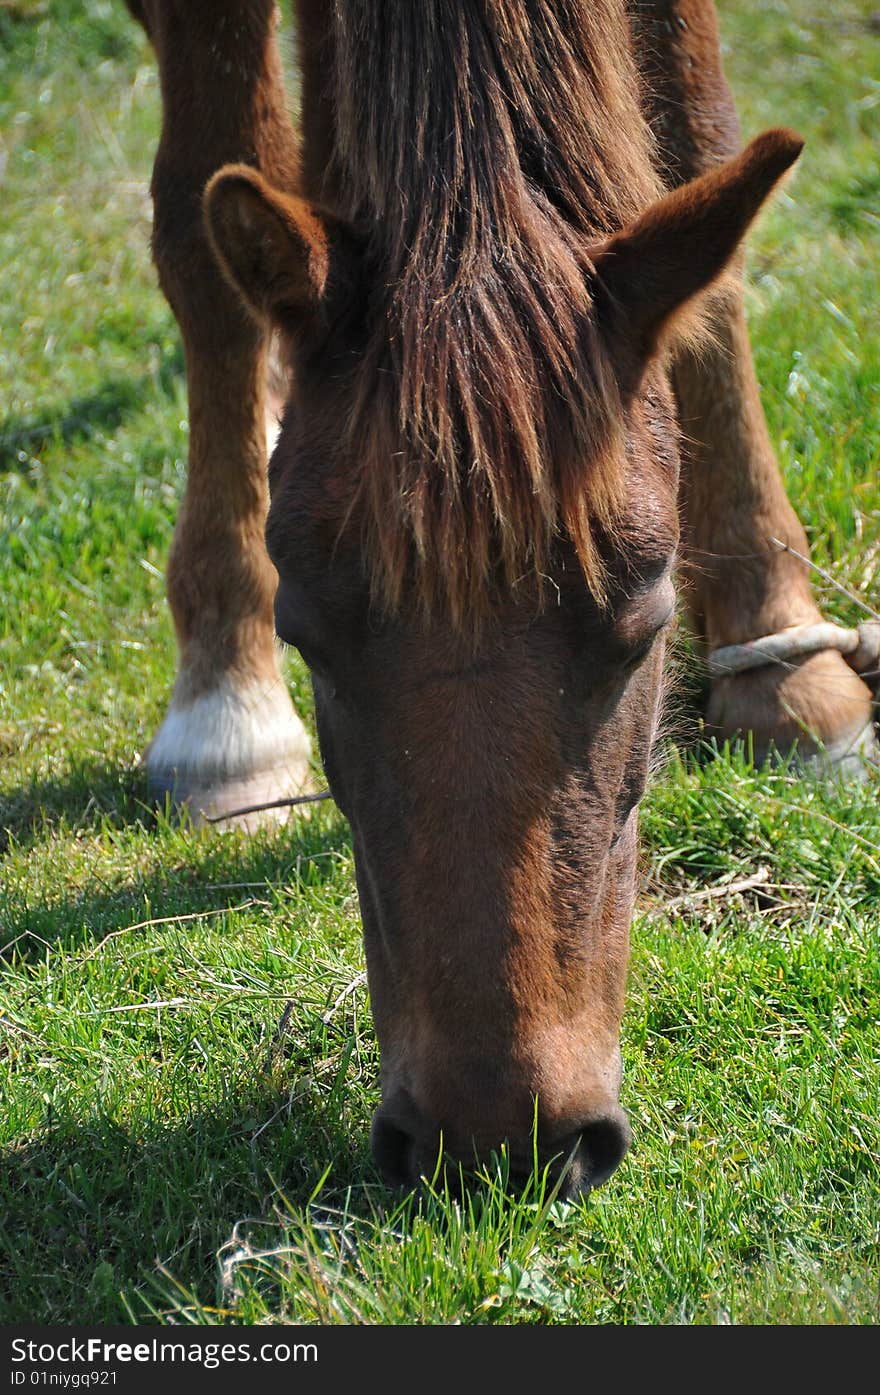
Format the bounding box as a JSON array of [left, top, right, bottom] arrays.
[[793, 718, 879, 783], [706, 649, 878, 779], [144, 677, 315, 829], [148, 762, 317, 830]]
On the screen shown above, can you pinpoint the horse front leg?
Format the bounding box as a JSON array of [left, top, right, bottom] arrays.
[[127, 1, 313, 822], [633, 0, 876, 772]]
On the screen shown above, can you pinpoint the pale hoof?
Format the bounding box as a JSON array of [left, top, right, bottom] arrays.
[[148, 762, 317, 830], [145, 676, 315, 829], [794, 718, 879, 783]]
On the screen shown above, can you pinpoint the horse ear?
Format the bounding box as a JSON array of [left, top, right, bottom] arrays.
[[204, 164, 330, 325], [591, 128, 804, 378]]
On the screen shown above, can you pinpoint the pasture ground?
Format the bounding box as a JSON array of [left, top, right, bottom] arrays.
[[1, 0, 878, 1324]]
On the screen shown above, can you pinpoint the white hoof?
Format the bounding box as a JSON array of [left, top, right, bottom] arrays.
[[146, 676, 314, 827]]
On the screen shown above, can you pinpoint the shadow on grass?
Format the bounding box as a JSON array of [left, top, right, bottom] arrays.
[[1, 766, 365, 1324], [0, 349, 184, 471], [0, 828, 354, 960], [0, 1080, 381, 1324], [1, 757, 352, 959], [0, 752, 343, 844], [0, 758, 151, 855]]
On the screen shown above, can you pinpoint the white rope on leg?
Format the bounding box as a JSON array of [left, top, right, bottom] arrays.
[[708, 620, 880, 686]]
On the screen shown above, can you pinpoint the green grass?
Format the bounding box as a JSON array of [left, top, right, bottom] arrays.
[[1, 0, 878, 1325]]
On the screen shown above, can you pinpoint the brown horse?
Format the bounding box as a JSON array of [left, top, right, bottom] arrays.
[[126, 1, 876, 1196]]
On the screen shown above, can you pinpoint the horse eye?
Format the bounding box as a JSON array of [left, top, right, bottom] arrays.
[[622, 629, 661, 671], [620, 602, 675, 670]]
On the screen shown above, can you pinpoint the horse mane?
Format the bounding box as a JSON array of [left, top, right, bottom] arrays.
[[322, 0, 662, 628]]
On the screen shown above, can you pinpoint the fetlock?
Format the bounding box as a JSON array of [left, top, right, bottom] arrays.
[[706, 648, 877, 775]]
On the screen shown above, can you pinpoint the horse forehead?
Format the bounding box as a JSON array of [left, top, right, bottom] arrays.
[[267, 383, 680, 652]]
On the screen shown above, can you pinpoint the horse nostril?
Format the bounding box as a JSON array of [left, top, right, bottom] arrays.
[[370, 1111, 419, 1190], [581, 1110, 631, 1186], [371, 1105, 631, 1198], [549, 1110, 631, 1198]]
